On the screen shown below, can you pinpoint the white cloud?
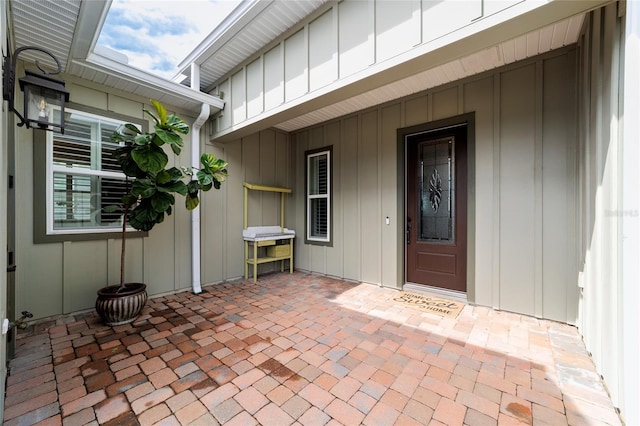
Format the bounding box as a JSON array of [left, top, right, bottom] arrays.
[[97, 0, 241, 79]]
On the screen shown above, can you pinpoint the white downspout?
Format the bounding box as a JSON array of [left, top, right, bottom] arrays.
[[190, 63, 209, 294], [190, 102, 209, 294]]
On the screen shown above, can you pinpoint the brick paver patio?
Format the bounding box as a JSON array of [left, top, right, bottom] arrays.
[[4, 272, 621, 425]]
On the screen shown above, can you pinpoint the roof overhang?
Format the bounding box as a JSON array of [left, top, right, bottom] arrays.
[[205, 0, 609, 142], [8, 0, 225, 118], [7, 0, 611, 134]]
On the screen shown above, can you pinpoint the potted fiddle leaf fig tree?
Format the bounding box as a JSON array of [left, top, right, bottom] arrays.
[[96, 100, 228, 326]]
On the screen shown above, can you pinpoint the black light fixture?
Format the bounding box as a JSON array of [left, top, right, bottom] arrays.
[[2, 46, 70, 133]]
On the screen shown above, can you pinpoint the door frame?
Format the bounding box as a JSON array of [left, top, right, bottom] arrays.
[[397, 113, 476, 300]]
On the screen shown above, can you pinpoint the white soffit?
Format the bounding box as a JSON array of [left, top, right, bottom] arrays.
[[9, 0, 225, 115], [273, 13, 586, 133], [179, 0, 329, 91], [10, 0, 79, 70]]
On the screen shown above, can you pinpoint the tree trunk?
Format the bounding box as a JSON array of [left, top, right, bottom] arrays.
[[119, 202, 129, 291]]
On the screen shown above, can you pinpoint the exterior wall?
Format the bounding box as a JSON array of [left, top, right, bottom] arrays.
[[211, 0, 603, 141], [575, 2, 637, 420], [14, 82, 207, 320], [1, 0, 10, 418], [201, 129, 293, 284], [620, 2, 640, 423], [288, 48, 578, 324]]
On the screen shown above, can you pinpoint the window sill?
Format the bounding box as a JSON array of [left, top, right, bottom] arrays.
[[34, 229, 148, 244]]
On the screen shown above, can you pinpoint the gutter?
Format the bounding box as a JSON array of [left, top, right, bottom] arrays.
[[191, 102, 209, 294], [77, 54, 225, 110]]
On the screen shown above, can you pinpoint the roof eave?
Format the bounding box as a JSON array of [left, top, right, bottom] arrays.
[[174, 0, 272, 78], [75, 53, 225, 112]]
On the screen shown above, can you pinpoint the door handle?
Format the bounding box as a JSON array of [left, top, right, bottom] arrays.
[[406, 217, 412, 245]]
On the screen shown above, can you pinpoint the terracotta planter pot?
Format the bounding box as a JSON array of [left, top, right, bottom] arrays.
[[96, 283, 147, 326]]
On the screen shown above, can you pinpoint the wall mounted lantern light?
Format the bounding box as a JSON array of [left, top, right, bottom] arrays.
[[2, 46, 70, 133]]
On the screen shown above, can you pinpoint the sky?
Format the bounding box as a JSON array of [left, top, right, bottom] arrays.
[[96, 0, 242, 80]]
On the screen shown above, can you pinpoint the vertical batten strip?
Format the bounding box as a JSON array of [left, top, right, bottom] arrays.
[[602, 1, 621, 408], [491, 73, 501, 309], [534, 60, 543, 318]]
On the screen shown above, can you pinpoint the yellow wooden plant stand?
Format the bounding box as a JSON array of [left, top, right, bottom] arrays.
[[242, 182, 295, 282]]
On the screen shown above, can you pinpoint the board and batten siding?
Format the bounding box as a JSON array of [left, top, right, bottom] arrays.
[[574, 2, 628, 415], [288, 48, 577, 324], [13, 49, 579, 328], [200, 129, 293, 284], [213, 0, 536, 138], [14, 85, 205, 319]]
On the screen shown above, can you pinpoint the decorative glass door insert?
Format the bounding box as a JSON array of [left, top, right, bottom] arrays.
[[418, 137, 455, 243]]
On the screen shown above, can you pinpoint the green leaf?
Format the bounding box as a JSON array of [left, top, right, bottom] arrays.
[[200, 153, 216, 170], [133, 134, 151, 146], [150, 100, 168, 125], [156, 167, 183, 185], [170, 143, 182, 156], [131, 144, 168, 173], [166, 167, 184, 180], [200, 154, 229, 182], [158, 180, 188, 196], [196, 170, 213, 187], [166, 114, 189, 134], [185, 193, 200, 210], [111, 123, 140, 143], [154, 127, 181, 144], [131, 178, 156, 198], [129, 200, 162, 231], [156, 170, 171, 184], [151, 134, 164, 147], [122, 195, 137, 206], [113, 146, 145, 178], [143, 108, 160, 126], [187, 180, 200, 195], [150, 192, 175, 213], [124, 123, 141, 134]]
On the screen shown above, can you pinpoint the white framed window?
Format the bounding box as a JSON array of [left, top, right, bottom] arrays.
[[45, 108, 135, 235], [306, 147, 332, 245]]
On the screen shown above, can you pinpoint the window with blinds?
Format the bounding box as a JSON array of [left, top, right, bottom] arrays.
[[306, 147, 331, 244], [47, 108, 130, 233]]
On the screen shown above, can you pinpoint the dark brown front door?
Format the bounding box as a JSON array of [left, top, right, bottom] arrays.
[[406, 125, 467, 292]]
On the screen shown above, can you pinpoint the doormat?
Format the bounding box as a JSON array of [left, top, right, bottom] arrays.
[[391, 292, 465, 318]]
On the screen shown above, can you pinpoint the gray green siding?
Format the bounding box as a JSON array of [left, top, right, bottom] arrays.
[[288, 48, 578, 324], [14, 87, 203, 318], [195, 48, 579, 326]]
